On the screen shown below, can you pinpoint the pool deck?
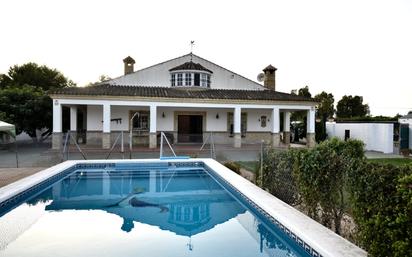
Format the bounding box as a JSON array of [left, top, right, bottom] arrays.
[[0, 167, 46, 188]]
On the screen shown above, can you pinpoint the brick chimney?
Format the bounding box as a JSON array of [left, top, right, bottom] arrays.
[[123, 56, 135, 75], [263, 64, 277, 90]]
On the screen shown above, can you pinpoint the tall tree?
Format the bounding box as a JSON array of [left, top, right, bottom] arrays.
[[314, 91, 334, 120], [0, 63, 75, 141], [336, 95, 369, 118], [314, 91, 335, 141]]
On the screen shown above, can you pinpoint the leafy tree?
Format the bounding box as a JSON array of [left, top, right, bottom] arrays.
[[336, 95, 369, 118], [7, 63, 75, 91], [0, 63, 75, 141], [314, 91, 334, 142]]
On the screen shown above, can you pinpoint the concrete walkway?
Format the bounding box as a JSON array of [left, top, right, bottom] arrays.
[[0, 167, 45, 188]]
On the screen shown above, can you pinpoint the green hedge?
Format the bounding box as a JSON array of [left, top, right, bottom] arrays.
[[259, 138, 412, 256], [348, 162, 412, 256]]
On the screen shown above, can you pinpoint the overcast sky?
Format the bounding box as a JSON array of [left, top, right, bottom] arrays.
[[1, 0, 411, 116]]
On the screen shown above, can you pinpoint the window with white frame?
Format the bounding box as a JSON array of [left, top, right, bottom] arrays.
[[201, 73, 207, 87], [185, 73, 192, 86], [170, 72, 211, 88], [177, 73, 183, 86], [131, 111, 149, 131]]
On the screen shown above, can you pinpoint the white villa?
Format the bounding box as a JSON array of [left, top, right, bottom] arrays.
[[50, 53, 317, 149]]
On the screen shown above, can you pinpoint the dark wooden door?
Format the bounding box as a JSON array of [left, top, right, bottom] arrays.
[[178, 115, 203, 143]]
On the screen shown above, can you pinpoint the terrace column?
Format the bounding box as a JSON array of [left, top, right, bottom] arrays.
[[102, 103, 111, 149], [306, 108, 316, 147], [149, 105, 157, 149], [283, 111, 291, 146], [52, 100, 62, 150], [70, 106, 77, 132], [233, 107, 241, 148], [271, 107, 280, 147]]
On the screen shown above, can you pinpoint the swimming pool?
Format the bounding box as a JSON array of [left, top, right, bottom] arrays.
[[0, 159, 366, 257]]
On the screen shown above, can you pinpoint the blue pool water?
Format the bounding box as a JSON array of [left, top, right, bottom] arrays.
[[0, 163, 311, 257]]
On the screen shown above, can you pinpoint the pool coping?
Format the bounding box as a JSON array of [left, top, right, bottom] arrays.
[[0, 159, 367, 257]]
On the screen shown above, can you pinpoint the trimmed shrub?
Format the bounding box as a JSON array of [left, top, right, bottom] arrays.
[[294, 138, 364, 234], [258, 148, 302, 206], [348, 162, 412, 256]]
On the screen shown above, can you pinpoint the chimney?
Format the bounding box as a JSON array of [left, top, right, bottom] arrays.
[[263, 64, 277, 90], [123, 56, 135, 75]]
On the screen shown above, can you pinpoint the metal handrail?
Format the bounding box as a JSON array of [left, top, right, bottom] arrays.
[[198, 132, 216, 159], [160, 132, 177, 158], [62, 131, 87, 161]]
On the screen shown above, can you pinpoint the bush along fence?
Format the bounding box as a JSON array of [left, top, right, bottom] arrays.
[[257, 138, 412, 257]]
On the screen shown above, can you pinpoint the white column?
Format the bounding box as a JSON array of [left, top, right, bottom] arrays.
[[271, 107, 280, 133], [52, 101, 62, 133], [103, 104, 111, 133], [70, 106, 77, 131], [234, 107, 241, 134], [150, 105, 157, 133], [307, 109, 315, 133], [283, 112, 291, 132]]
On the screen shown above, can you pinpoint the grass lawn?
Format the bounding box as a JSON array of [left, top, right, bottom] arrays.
[[367, 158, 412, 166], [235, 161, 258, 172]]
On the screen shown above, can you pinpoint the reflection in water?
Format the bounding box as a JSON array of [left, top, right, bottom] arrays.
[[45, 169, 246, 236], [0, 168, 309, 257]]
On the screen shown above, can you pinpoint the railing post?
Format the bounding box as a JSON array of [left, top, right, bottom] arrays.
[[160, 132, 164, 158]]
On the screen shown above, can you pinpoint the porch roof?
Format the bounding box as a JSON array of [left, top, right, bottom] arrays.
[[50, 84, 316, 103]]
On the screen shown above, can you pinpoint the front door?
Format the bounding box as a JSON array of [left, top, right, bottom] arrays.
[[178, 115, 203, 143]]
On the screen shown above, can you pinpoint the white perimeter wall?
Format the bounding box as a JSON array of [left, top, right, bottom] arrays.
[[326, 122, 394, 153], [399, 118, 412, 150]]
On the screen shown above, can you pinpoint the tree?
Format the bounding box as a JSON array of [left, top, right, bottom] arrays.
[[7, 63, 75, 90], [336, 95, 369, 118], [314, 91, 334, 142], [0, 63, 75, 141]]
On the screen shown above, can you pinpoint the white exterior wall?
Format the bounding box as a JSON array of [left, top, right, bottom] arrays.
[[109, 54, 264, 90], [399, 118, 412, 149], [326, 122, 394, 153], [111, 106, 131, 131], [206, 109, 228, 131], [87, 105, 103, 131], [157, 108, 174, 131], [246, 109, 273, 132]]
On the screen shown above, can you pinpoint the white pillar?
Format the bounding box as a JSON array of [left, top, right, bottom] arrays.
[[307, 108, 316, 147], [53, 101, 62, 133], [102, 104, 111, 149], [271, 107, 280, 147], [271, 107, 280, 133], [233, 107, 241, 148], [150, 105, 157, 133], [283, 111, 291, 145], [149, 105, 157, 148], [70, 106, 77, 131], [52, 100, 62, 149], [103, 104, 111, 133], [233, 107, 241, 133], [283, 112, 291, 132], [307, 109, 315, 133]]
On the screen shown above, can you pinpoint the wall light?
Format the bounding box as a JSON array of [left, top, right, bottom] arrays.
[[216, 113, 219, 119], [162, 112, 166, 118]]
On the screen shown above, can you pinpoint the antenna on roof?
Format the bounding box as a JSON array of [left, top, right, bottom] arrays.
[[190, 40, 195, 61]]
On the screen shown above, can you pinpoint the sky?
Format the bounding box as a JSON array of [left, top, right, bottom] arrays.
[[1, 0, 411, 116]]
